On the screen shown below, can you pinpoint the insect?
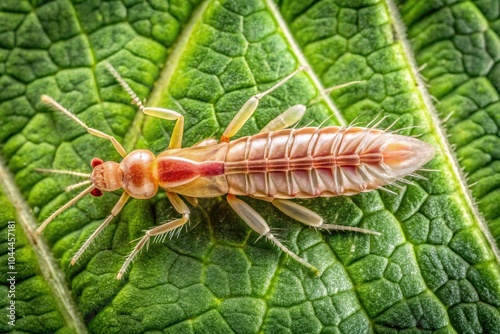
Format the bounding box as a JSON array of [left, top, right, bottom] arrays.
[[37, 63, 435, 279]]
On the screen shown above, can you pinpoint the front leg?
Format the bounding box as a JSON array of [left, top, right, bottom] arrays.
[[41, 95, 128, 157], [141, 107, 184, 149], [117, 192, 190, 279], [106, 63, 185, 149]]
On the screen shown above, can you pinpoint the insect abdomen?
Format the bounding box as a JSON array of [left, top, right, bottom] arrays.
[[224, 126, 434, 199]]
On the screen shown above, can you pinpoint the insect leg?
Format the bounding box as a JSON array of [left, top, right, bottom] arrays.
[[41, 95, 127, 157], [71, 192, 130, 265], [227, 194, 319, 276], [272, 199, 381, 235], [221, 66, 308, 142], [323, 80, 364, 95], [309, 81, 364, 105], [116, 192, 189, 280], [259, 104, 306, 133], [183, 196, 199, 207], [192, 138, 218, 147], [141, 107, 185, 149], [106, 63, 185, 149]]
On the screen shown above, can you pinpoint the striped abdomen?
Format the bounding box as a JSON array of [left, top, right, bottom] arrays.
[[225, 126, 434, 199]]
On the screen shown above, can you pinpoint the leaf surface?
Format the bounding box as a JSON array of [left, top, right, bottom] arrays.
[[398, 0, 500, 246], [1, 0, 499, 333]]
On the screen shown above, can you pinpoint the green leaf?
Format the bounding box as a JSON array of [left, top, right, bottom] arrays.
[[398, 0, 500, 246], [1, 0, 499, 333]]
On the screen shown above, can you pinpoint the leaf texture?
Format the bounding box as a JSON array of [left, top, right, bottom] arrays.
[[1, 0, 499, 333]]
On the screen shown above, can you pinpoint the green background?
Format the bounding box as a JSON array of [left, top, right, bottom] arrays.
[[1, 0, 499, 333]]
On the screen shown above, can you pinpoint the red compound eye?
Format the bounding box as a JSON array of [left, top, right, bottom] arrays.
[[90, 188, 103, 197], [91, 158, 103, 168]]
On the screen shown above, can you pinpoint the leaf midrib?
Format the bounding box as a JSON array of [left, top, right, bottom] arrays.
[[4, 0, 500, 331], [386, 0, 500, 259]]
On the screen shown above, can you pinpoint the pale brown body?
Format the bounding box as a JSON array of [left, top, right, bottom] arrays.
[[224, 126, 432, 198], [92, 126, 433, 202], [38, 64, 435, 279]]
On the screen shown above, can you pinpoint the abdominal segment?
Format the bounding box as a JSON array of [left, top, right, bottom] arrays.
[[224, 126, 434, 199]]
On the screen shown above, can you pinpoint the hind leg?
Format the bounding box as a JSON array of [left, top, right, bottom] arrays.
[[271, 199, 380, 235], [227, 194, 319, 275]]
